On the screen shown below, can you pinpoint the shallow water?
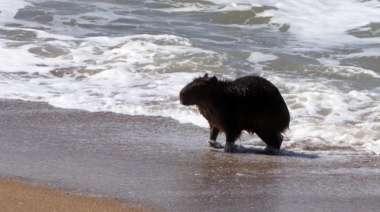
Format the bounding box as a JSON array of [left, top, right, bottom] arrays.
[[0, 0, 379, 154]]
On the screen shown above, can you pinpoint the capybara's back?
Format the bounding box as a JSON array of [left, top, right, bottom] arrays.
[[231, 76, 290, 135], [180, 74, 290, 153]]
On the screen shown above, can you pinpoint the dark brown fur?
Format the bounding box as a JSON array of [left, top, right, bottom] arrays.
[[180, 74, 290, 153]]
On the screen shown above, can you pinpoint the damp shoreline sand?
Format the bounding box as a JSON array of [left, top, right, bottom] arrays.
[[0, 99, 379, 211]]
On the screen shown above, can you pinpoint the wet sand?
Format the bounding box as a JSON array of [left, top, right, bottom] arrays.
[[0, 99, 380, 211]]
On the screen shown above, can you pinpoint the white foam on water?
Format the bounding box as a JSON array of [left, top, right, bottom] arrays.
[[247, 52, 278, 64], [154, 0, 260, 13], [0, 0, 32, 24], [0, 15, 212, 126], [259, 70, 380, 154], [247, 52, 278, 70], [204, 0, 380, 46]]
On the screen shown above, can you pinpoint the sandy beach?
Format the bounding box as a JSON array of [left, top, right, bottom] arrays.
[[0, 177, 147, 212], [0, 99, 380, 211]]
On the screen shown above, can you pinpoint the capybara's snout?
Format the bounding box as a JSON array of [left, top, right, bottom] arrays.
[[179, 89, 190, 105]]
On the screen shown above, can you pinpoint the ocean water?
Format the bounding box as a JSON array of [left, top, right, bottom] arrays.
[[0, 0, 379, 154]]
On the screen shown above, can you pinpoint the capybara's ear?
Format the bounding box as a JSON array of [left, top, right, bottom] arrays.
[[210, 76, 217, 83], [203, 73, 209, 78]]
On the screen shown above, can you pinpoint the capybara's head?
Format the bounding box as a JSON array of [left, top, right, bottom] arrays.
[[180, 74, 218, 106]]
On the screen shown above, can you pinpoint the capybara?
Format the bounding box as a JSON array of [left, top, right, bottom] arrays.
[[179, 74, 290, 153]]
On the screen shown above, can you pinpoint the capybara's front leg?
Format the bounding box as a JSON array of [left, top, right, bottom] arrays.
[[224, 132, 239, 153], [208, 126, 223, 149]]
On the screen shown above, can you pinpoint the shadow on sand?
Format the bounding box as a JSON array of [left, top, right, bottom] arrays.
[[211, 145, 319, 159]]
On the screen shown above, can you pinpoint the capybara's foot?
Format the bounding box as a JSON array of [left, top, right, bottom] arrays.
[[224, 142, 238, 153], [209, 140, 223, 149]]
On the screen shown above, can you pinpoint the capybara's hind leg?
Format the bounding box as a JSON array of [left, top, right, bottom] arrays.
[[208, 126, 223, 149], [257, 132, 283, 154]]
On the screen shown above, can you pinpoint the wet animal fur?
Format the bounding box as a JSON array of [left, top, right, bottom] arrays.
[[180, 74, 290, 152]]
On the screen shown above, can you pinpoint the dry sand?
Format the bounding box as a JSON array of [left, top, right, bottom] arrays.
[[0, 177, 148, 212], [0, 99, 380, 212]]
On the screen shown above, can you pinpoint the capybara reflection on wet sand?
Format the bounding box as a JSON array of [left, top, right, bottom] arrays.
[[180, 74, 290, 153]]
